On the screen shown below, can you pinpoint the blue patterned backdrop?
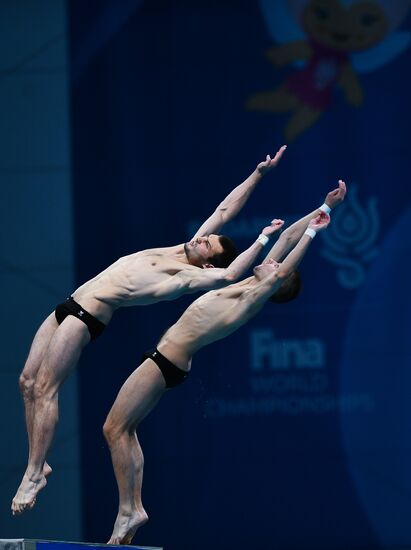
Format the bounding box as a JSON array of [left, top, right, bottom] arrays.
[[69, 1, 411, 548]]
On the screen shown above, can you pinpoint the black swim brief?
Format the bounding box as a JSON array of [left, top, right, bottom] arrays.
[[55, 297, 106, 341], [143, 348, 189, 389]]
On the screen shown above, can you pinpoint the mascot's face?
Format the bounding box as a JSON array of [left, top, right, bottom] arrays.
[[301, 0, 389, 51]]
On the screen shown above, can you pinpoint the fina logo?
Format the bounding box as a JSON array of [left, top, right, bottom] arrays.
[[250, 329, 325, 370], [320, 185, 379, 289]]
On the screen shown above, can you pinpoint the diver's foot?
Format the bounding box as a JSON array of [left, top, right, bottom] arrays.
[[43, 462, 52, 477], [11, 473, 47, 515], [107, 509, 148, 545]]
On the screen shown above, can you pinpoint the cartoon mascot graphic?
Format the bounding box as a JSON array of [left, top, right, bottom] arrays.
[[247, 0, 411, 141]]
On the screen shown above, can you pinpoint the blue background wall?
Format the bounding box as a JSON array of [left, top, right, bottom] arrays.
[[3, 1, 411, 549], [68, 1, 411, 549], [0, 0, 81, 540]]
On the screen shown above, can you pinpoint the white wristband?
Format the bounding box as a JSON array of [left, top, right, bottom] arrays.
[[257, 233, 269, 246], [304, 228, 317, 239], [319, 203, 331, 214]]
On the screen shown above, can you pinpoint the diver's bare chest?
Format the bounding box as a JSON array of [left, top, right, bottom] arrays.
[[116, 255, 185, 281]]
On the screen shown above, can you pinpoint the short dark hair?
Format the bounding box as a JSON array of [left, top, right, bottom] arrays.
[[210, 235, 238, 268], [270, 270, 301, 303]]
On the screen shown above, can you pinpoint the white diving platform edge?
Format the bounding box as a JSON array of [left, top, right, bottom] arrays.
[[0, 540, 162, 550]]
